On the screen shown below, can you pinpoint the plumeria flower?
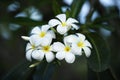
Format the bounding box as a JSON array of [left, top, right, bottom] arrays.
[[30, 25, 55, 46], [52, 39, 75, 63], [37, 39, 55, 63], [65, 33, 92, 57], [48, 14, 79, 34], [26, 36, 55, 63], [26, 37, 44, 61]]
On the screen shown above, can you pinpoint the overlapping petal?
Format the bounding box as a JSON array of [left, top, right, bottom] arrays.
[[76, 33, 86, 41], [26, 49, 32, 61], [32, 50, 44, 61], [56, 51, 66, 60], [56, 14, 66, 22], [66, 18, 78, 24], [41, 25, 50, 32], [65, 53, 75, 63], [48, 19, 61, 27], [52, 42, 64, 52], [84, 40, 92, 48], [71, 43, 82, 55], [57, 25, 68, 34], [83, 47, 91, 57], [45, 52, 55, 63], [26, 43, 32, 51], [31, 26, 41, 34]]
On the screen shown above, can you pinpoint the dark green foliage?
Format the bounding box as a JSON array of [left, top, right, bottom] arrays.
[[87, 33, 110, 72]]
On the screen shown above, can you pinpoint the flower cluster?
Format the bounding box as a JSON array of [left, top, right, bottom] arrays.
[[22, 14, 92, 63]]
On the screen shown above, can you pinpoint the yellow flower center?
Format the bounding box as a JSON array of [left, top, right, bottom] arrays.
[[77, 41, 84, 48], [40, 31, 46, 37], [43, 45, 50, 52], [64, 46, 71, 52], [61, 22, 67, 27], [32, 45, 35, 49]]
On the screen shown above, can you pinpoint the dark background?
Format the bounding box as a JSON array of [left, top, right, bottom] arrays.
[[0, 0, 120, 80]]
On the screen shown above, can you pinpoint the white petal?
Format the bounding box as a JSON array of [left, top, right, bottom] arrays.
[[52, 42, 64, 52], [64, 35, 78, 44], [26, 43, 32, 51], [41, 25, 50, 32], [45, 52, 55, 63], [31, 26, 41, 34], [32, 50, 44, 61], [46, 30, 56, 39], [65, 53, 75, 63], [84, 40, 92, 48], [21, 36, 30, 41], [57, 25, 68, 34], [72, 43, 82, 56], [83, 47, 91, 57], [76, 33, 86, 41], [56, 51, 65, 60], [71, 24, 79, 30], [48, 19, 61, 27], [26, 49, 32, 61], [30, 35, 41, 46], [41, 38, 52, 46], [66, 18, 78, 24], [56, 14, 66, 22]]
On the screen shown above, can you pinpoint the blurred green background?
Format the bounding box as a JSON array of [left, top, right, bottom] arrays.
[[0, 0, 120, 80]]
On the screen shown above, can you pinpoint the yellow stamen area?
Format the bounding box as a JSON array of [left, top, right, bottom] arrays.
[[43, 46, 50, 52], [77, 41, 84, 48], [61, 22, 67, 27], [64, 46, 71, 52], [32, 45, 35, 49], [39, 31, 46, 37]]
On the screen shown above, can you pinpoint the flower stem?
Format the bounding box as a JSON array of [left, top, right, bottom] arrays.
[[50, 27, 57, 33]]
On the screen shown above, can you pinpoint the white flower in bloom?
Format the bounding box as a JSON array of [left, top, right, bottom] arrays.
[[39, 44, 55, 63], [26, 37, 55, 63], [48, 14, 79, 34], [30, 25, 55, 46], [26, 37, 44, 61], [65, 33, 92, 57], [52, 40, 75, 63]]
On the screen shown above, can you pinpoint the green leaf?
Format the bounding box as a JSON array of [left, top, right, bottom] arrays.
[[52, 0, 62, 15], [93, 14, 118, 24], [33, 61, 48, 80], [70, 0, 85, 18], [2, 59, 35, 80], [86, 33, 110, 72], [90, 23, 114, 31], [43, 63, 56, 80], [33, 61, 56, 80], [10, 17, 45, 27]]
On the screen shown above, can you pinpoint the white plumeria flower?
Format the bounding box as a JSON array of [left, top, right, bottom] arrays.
[[26, 37, 44, 61], [30, 25, 56, 46], [52, 40, 75, 63], [48, 14, 79, 34], [65, 33, 92, 57], [26, 37, 55, 63], [39, 44, 55, 63]]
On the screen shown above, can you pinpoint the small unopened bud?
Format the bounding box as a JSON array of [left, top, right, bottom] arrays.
[[21, 36, 30, 41]]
